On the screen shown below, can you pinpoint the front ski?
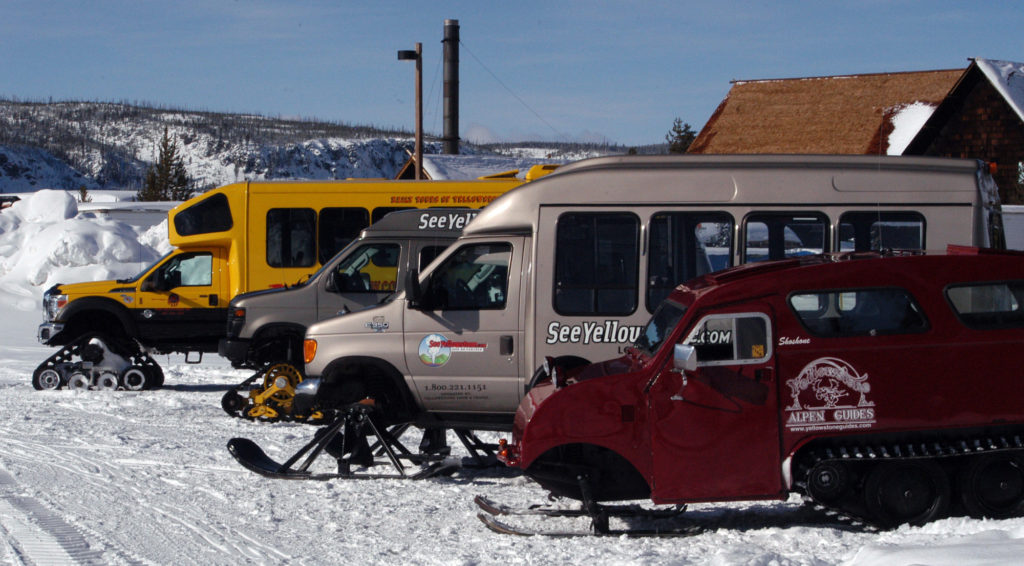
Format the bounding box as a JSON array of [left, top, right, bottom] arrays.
[[227, 437, 455, 480]]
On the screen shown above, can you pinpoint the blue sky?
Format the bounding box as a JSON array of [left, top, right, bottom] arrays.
[[2, 1, 1022, 147]]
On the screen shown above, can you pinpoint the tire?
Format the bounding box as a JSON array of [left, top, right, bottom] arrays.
[[958, 453, 1024, 519], [120, 366, 149, 391], [33, 368, 63, 391], [863, 460, 950, 528]]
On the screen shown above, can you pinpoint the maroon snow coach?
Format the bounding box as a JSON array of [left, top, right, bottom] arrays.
[[491, 247, 1024, 533]]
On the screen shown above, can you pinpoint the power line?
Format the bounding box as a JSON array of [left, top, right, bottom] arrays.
[[458, 39, 567, 142]]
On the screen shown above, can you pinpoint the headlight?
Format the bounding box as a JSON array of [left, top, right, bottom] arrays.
[[43, 293, 68, 321]]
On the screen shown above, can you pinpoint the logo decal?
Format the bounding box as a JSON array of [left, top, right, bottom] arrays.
[[784, 357, 875, 432], [418, 334, 487, 367], [121, 294, 134, 304], [545, 320, 643, 345], [365, 316, 389, 333]]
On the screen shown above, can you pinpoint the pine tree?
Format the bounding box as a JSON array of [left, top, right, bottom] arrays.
[[665, 118, 696, 154], [137, 127, 193, 201]]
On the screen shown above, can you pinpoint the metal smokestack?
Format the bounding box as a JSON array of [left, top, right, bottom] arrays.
[[442, 19, 460, 154]]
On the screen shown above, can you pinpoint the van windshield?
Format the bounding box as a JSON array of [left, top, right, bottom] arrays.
[[634, 300, 687, 357]]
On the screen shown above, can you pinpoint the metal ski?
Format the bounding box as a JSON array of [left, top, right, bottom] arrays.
[[474, 474, 699, 537], [228, 400, 460, 480], [476, 510, 701, 538]]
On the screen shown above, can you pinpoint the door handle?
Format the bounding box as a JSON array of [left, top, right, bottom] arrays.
[[500, 335, 514, 356]]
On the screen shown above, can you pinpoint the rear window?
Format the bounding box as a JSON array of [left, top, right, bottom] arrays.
[[789, 288, 928, 337], [946, 281, 1024, 329]]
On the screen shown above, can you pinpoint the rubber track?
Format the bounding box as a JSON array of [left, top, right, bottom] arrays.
[[794, 432, 1024, 528]]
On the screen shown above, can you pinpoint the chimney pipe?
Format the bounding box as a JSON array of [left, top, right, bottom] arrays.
[[442, 19, 460, 154]]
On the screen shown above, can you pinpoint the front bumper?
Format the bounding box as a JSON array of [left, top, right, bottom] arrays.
[[218, 338, 251, 366], [37, 322, 65, 345]]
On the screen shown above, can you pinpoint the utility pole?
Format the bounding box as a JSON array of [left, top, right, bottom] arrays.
[[397, 43, 423, 179]]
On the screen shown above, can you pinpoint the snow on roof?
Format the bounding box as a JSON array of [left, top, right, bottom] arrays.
[[887, 102, 938, 155], [975, 58, 1024, 123], [417, 154, 570, 180]]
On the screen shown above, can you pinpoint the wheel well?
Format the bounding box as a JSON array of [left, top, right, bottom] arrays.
[[61, 308, 130, 345], [251, 324, 305, 365], [527, 443, 650, 502], [319, 357, 416, 425]]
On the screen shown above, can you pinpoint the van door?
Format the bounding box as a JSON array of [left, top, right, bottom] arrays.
[[646, 305, 782, 501], [135, 247, 229, 350], [404, 238, 524, 415]]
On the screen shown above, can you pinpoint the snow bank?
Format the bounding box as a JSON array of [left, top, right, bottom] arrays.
[[0, 189, 165, 310]]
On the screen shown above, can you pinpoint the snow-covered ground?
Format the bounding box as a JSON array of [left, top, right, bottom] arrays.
[[2, 191, 1024, 565]]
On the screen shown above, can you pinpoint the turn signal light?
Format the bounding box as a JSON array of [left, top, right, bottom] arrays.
[[303, 339, 318, 364]]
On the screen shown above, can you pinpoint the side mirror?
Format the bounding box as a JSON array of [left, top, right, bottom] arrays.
[[325, 270, 338, 293], [673, 344, 698, 372], [407, 269, 427, 309]]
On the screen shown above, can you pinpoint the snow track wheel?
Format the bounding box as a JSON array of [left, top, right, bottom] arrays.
[[864, 460, 950, 528], [67, 371, 91, 391], [120, 367, 149, 391], [96, 371, 120, 390], [32, 367, 63, 391], [958, 453, 1024, 519]]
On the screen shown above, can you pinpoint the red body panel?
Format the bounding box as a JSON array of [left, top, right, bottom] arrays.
[[511, 250, 1024, 505]]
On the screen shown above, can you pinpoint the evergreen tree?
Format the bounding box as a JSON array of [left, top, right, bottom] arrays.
[[665, 117, 696, 154], [137, 127, 193, 201]]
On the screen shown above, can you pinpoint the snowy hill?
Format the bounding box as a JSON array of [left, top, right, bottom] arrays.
[[0, 100, 618, 194]]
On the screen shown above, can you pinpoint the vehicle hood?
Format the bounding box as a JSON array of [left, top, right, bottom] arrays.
[[56, 279, 133, 295], [571, 355, 636, 383]]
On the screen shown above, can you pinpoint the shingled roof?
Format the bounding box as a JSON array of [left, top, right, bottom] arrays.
[[688, 69, 963, 155]]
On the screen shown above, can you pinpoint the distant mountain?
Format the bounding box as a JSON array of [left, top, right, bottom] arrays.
[[0, 99, 627, 195]]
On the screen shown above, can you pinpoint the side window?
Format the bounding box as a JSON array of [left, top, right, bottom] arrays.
[[419, 245, 448, 270], [789, 288, 928, 337], [267, 208, 316, 268], [838, 212, 925, 252], [947, 281, 1024, 329], [332, 243, 400, 293], [173, 193, 232, 237], [426, 243, 511, 310], [683, 313, 771, 366], [743, 213, 828, 263], [554, 213, 639, 315], [319, 207, 370, 264], [647, 212, 733, 311]]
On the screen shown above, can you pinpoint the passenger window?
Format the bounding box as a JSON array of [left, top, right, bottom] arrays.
[[173, 193, 232, 236], [319, 207, 370, 264], [743, 213, 828, 263], [267, 208, 316, 268], [426, 243, 511, 310], [838, 212, 925, 252], [554, 213, 639, 315], [647, 212, 733, 311], [947, 281, 1024, 329], [332, 243, 400, 293], [789, 288, 928, 337], [683, 313, 771, 366]]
